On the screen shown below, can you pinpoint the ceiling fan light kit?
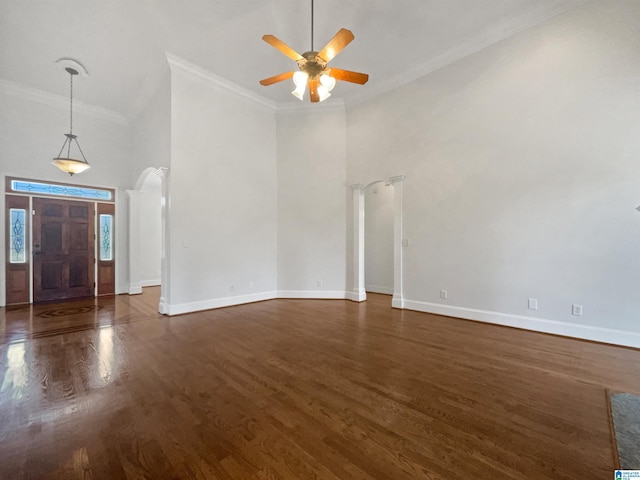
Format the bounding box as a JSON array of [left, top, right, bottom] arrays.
[[259, 0, 368, 103]]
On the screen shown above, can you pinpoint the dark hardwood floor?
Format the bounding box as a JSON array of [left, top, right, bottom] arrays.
[[1, 289, 639, 479]]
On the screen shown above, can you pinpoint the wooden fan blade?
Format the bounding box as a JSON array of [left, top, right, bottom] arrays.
[[328, 68, 369, 85], [309, 78, 319, 103], [262, 35, 303, 61], [317, 28, 355, 62], [259, 71, 295, 86]]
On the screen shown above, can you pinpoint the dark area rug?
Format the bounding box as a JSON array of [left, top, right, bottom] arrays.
[[610, 392, 640, 469]]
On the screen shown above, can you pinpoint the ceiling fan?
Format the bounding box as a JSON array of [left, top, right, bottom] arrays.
[[259, 0, 369, 103]]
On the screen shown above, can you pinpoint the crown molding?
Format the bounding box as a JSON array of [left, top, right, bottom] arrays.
[[345, 0, 588, 108], [166, 52, 346, 114], [166, 52, 276, 111], [0, 78, 128, 125]]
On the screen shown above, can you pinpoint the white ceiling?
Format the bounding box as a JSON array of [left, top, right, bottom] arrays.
[[0, 0, 587, 119]]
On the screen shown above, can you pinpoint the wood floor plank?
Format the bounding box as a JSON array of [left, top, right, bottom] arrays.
[[1, 288, 639, 479]]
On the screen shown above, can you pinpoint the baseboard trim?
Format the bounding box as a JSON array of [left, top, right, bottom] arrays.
[[403, 299, 640, 349], [159, 296, 168, 315], [277, 290, 348, 300], [167, 291, 277, 316], [348, 289, 367, 302], [166, 290, 351, 315], [392, 295, 404, 309], [149, 292, 640, 348], [128, 282, 143, 295], [141, 279, 161, 287], [365, 285, 394, 295]]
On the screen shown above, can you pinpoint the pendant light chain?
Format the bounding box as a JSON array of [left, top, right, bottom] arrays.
[[69, 71, 74, 136], [311, 0, 314, 51], [68, 70, 88, 162], [67, 72, 74, 158]]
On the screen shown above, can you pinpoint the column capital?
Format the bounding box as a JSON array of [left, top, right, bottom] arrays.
[[389, 175, 406, 184]]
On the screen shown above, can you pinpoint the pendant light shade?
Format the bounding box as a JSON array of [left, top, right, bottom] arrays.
[[291, 71, 309, 100], [52, 67, 90, 176], [317, 73, 336, 101]]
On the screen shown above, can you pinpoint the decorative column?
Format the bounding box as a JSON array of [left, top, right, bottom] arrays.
[[389, 175, 406, 309], [126, 189, 143, 295], [349, 183, 366, 302]]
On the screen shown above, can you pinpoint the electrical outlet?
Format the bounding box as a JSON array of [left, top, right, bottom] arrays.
[[572, 304, 583, 316], [317, 280, 323, 287], [229, 284, 234, 292], [528, 298, 538, 310], [440, 289, 448, 300]]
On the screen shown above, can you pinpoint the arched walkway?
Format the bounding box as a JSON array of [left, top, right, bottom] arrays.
[[349, 175, 406, 307], [128, 167, 169, 313]]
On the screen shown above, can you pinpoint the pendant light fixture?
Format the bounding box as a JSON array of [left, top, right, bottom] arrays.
[[52, 67, 90, 175]]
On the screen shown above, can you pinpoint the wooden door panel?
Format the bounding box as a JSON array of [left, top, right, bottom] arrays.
[[69, 256, 90, 288], [42, 203, 63, 217], [98, 265, 114, 292], [69, 223, 89, 250], [69, 204, 89, 219], [33, 198, 95, 303], [41, 223, 63, 252], [8, 270, 28, 294], [41, 262, 64, 290]]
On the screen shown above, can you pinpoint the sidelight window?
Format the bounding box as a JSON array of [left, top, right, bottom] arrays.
[[9, 208, 26, 263], [99, 214, 113, 261]]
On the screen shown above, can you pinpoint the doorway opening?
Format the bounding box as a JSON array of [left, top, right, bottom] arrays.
[[138, 173, 162, 288], [364, 182, 394, 298], [350, 175, 405, 308], [128, 167, 168, 314]]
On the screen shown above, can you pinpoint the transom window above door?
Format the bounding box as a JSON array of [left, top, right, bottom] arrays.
[[7, 178, 114, 202]]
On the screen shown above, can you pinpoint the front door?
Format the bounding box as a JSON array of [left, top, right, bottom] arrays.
[[33, 198, 95, 303]]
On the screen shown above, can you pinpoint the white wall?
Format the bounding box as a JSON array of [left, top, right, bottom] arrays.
[[365, 183, 394, 294], [167, 61, 278, 313], [129, 68, 171, 183], [139, 175, 162, 286], [347, 0, 640, 346], [0, 83, 132, 304], [277, 106, 348, 297]]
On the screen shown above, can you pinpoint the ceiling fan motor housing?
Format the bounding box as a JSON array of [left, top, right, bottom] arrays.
[[298, 51, 327, 78]]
